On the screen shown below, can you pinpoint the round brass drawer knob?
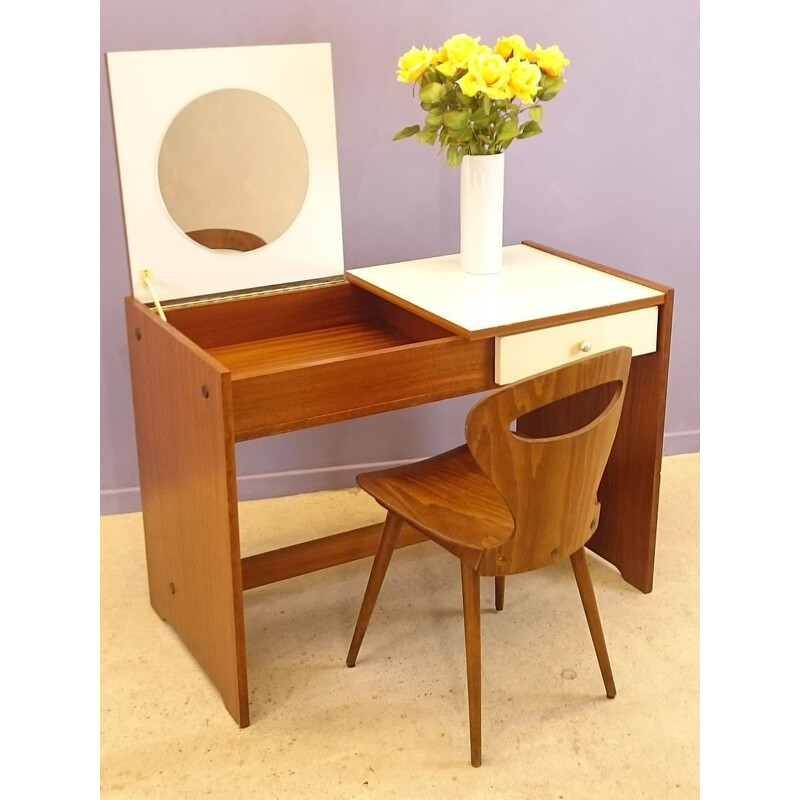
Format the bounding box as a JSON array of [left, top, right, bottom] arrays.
[[579, 340, 592, 353]]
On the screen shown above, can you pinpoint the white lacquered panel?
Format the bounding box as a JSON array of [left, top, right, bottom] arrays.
[[107, 44, 344, 303], [495, 307, 658, 385], [347, 244, 662, 336]]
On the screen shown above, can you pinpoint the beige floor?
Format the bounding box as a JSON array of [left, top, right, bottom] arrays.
[[100, 453, 699, 799]]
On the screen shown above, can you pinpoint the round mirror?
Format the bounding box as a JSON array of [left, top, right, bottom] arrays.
[[157, 88, 309, 252]]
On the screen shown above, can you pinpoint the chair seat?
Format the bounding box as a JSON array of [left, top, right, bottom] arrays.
[[356, 445, 515, 553]]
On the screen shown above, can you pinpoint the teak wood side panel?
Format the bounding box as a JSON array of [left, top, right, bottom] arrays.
[[589, 288, 674, 592], [125, 297, 250, 726], [513, 290, 673, 592], [517, 240, 674, 593]]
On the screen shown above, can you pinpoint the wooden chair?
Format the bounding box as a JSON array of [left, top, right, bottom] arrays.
[[346, 347, 632, 767]]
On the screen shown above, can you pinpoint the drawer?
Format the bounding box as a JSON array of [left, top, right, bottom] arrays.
[[163, 280, 496, 439], [495, 306, 658, 385]]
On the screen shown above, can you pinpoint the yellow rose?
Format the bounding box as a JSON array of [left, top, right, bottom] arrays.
[[507, 57, 542, 103], [436, 34, 482, 77], [530, 44, 570, 76], [457, 51, 512, 100], [396, 45, 437, 83], [494, 35, 534, 61]]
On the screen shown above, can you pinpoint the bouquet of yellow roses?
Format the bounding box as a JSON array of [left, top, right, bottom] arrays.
[[394, 34, 569, 166]]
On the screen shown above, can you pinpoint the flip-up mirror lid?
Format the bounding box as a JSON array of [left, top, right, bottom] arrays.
[[107, 43, 344, 304]]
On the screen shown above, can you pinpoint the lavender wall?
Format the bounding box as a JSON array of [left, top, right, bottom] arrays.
[[100, 0, 699, 515]]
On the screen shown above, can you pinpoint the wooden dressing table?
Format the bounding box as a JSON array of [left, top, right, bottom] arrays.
[[108, 44, 672, 727], [125, 240, 672, 727]]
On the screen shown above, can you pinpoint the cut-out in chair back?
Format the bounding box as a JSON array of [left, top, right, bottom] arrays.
[[465, 347, 632, 576]]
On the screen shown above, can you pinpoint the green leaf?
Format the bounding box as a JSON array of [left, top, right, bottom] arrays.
[[496, 120, 520, 142], [446, 145, 460, 167], [393, 125, 421, 141], [518, 120, 543, 138], [539, 75, 558, 90], [419, 66, 443, 85], [425, 109, 443, 127], [539, 75, 564, 101], [416, 126, 438, 145], [529, 105, 543, 123], [443, 109, 470, 130], [419, 82, 445, 104], [482, 95, 491, 115]]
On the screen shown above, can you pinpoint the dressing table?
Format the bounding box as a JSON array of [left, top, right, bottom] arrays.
[[107, 44, 673, 727]]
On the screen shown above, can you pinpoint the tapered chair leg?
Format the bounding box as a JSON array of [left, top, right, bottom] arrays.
[[346, 513, 403, 668], [494, 576, 505, 611], [460, 561, 482, 767], [570, 547, 616, 698]]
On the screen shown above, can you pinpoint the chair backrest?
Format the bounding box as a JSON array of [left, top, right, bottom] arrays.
[[465, 347, 632, 576]]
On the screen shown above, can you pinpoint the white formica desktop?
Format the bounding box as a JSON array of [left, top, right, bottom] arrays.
[[348, 243, 664, 384]]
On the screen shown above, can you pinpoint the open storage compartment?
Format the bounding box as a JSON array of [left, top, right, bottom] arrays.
[[129, 280, 495, 441]]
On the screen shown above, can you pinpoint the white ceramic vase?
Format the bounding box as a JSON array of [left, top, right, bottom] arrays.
[[459, 153, 505, 275]]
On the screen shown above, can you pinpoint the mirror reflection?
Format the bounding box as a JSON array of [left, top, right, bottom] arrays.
[[157, 88, 309, 252]]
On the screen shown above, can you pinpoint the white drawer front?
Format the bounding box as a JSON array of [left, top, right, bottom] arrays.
[[495, 306, 658, 385]]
